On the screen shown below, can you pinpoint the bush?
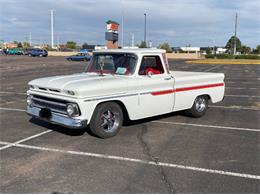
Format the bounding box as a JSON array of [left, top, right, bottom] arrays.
[[205, 54, 260, 60], [205, 54, 233, 59], [235, 54, 260, 60]]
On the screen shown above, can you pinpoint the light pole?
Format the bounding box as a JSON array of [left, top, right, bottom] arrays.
[[50, 10, 54, 49], [144, 13, 146, 46], [233, 13, 238, 55]]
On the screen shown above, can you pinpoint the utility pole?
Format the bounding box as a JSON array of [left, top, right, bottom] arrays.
[[131, 33, 135, 47], [120, 0, 124, 48], [50, 10, 54, 48], [121, 12, 124, 48], [144, 13, 147, 46], [233, 13, 238, 55]]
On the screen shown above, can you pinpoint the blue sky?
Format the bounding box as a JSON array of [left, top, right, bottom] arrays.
[[0, 0, 259, 48]]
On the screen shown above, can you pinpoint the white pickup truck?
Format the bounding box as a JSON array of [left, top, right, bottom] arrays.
[[26, 49, 225, 138]]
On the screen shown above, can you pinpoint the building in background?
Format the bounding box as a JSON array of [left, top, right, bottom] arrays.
[[3, 42, 17, 49]]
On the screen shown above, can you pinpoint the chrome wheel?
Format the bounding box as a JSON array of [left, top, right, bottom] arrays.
[[101, 109, 119, 133], [195, 96, 206, 112]]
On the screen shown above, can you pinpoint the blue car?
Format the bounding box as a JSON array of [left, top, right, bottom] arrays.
[[67, 52, 92, 61], [29, 49, 48, 57]]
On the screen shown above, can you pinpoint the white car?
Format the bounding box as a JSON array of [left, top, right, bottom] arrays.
[[26, 49, 225, 138]]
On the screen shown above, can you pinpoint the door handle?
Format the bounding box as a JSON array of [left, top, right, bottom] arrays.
[[164, 77, 172, 80]]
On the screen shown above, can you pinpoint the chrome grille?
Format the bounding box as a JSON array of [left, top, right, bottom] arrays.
[[32, 96, 67, 115]]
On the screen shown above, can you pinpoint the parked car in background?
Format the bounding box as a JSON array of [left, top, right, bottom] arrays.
[[66, 52, 92, 61], [7, 48, 24, 55], [29, 49, 48, 57], [24, 48, 35, 56]]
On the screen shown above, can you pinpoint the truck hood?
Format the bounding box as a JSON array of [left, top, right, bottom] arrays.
[[29, 73, 129, 98]]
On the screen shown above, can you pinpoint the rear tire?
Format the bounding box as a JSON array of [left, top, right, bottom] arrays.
[[89, 102, 123, 138], [185, 95, 208, 117]]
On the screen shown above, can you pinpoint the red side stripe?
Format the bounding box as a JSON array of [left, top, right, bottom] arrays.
[[176, 83, 224, 92], [151, 89, 174, 96], [151, 83, 224, 96]]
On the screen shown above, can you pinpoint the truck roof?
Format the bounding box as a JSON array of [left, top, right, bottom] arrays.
[[93, 48, 166, 54]]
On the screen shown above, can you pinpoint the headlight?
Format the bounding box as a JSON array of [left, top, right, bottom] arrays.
[[66, 103, 79, 117], [27, 95, 33, 106]]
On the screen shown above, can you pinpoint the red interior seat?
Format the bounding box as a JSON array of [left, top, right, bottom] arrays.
[[145, 67, 161, 75]]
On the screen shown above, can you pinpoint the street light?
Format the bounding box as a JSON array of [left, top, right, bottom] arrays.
[[144, 13, 146, 46]]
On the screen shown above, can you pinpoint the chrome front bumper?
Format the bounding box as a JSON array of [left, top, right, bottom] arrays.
[[26, 106, 87, 129]]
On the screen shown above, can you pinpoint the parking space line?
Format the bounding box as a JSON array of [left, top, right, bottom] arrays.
[[152, 121, 260, 132], [226, 81, 258, 84], [203, 65, 221, 72], [0, 91, 26, 95], [0, 130, 52, 151], [0, 107, 26, 112], [225, 95, 260, 98], [210, 105, 260, 111], [225, 87, 258, 90], [0, 141, 259, 180]]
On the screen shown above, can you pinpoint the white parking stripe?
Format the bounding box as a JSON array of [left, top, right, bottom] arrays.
[[0, 91, 26, 95], [225, 95, 260, 98], [209, 105, 260, 111], [0, 141, 259, 180], [0, 130, 52, 151], [203, 65, 221, 72], [0, 107, 26, 112], [152, 121, 260, 132], [225, 87, 258, 90]]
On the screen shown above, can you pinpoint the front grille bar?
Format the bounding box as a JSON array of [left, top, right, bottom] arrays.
[[32, 96, 67, 115]]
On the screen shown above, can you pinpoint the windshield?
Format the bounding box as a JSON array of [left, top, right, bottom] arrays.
[[85, 53, 137, 75]]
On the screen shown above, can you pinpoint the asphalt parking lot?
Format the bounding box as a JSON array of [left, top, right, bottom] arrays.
[[0, 55, 259, 193]]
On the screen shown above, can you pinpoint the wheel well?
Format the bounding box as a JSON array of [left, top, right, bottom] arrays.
[[96, 100, 130, 122], [200, 94, 211, 103]]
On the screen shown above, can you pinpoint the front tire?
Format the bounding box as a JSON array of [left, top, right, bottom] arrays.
[[185, 95, 208, 117], [89, 102, 123, 138]]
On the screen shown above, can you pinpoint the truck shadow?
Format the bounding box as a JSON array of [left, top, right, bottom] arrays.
[[29, 110, 186, 138], [29, 118, 86, 136]]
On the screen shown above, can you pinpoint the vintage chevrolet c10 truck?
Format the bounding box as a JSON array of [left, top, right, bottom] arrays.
[[26, 49, 225, 138]]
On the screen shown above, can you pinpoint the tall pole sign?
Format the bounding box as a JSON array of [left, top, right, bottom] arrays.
[[105, 20, 119, 49]]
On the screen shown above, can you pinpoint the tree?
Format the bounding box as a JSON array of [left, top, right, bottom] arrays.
[[256, 45, 260, 54], [66, 41, 77, 49], [138, 41, 147, 48], [206, 47, 212, 55], [23, 42, 30, 48], [158, 42, 172, 53], [225, 36, 242, 54], [17, 42, 23, 48], [82, 43, 89, 49], [241, 45, 251, 54]]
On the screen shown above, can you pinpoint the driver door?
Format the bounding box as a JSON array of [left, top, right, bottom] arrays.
[[136, 55, 175, 118]]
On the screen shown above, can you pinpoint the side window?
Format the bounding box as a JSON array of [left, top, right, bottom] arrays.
[[139, 56, 164, 75]]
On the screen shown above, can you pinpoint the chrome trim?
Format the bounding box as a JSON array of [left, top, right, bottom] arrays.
[[32, 97, 67, 107], [31, 96, 68, 115], [27, 106, 87, 129], [84, 92, 151, 102]]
